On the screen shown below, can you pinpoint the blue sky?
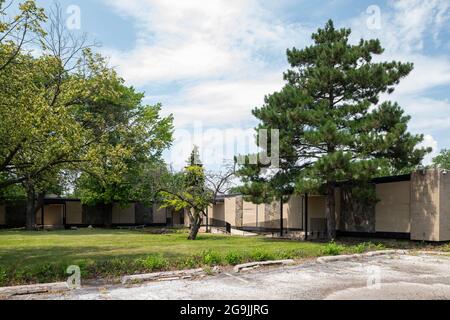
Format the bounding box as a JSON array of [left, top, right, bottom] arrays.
[[35, 0, 450, 169]]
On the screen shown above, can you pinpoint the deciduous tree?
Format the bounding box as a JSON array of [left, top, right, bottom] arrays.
[[433, 150, 450, 170]]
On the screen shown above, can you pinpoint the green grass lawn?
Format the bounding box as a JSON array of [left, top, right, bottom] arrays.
[[0, 228, 447, 286]]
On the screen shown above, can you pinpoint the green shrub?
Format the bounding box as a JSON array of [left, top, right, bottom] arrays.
[[35, 263, 66, 283], [140, 254, 169, 271], [321, 242, 345, 256], [89, 258, 142, 277], [224, 251, 244, 265], [179, 255, 201, 269], [250, 249, 275, 262], [353, 242, 370, 254], [352, 242, 386, 254], [374, 243, 386, 251], [201, 250, 222, 266], [275, 249, 304, 260], [0, 266, 7, 286]]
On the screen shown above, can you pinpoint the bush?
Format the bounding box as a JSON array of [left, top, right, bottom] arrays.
[[0, 266, 7, 286], [353, 242, 370, 254], [321, 242, 345, 256], [250, 249, 275, 262], [224, 251, 244, 265], [35, 264, 59, 281], [140, 254, 169, 271], [353, 242, 386, 254], [275, 249, 304, 260], [201, 250, 222, 266], [178, 255, 201, 269]]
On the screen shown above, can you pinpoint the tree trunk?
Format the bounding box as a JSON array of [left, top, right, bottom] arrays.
[[188, 221, 201, 240], [25, 186, 45, 231], [188, 211, 202, 240], [25, 187, 36, 231], [326, 183, 337, 240]]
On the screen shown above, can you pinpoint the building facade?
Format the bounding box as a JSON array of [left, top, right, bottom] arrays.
[[0, 198, 185, 229], [1, 169, 449, 242], [206, 169, 450, 242]]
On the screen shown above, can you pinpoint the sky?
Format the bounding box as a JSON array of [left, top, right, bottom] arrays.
[[34, 0, 450, 170]]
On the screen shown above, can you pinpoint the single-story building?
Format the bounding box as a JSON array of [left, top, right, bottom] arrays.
[[205, 169, 450, 242], [0, 197, 185, 229], [1, 169, 448, 242]]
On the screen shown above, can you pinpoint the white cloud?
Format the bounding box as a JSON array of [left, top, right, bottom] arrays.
[[348, 0, 450, 150], [390, 0, 450, 51], [420, 134, 439, 165], [100, 0, 450, 166], [348, 0, 450, 53], [393, 54, 450, 96], [394, 96, 450, 132], [162, 72, 285, 128], [101, 0, 310, 85]]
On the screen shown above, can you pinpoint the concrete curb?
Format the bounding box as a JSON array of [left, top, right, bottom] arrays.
[[416, 251, 450, 256], [317, 250, 409, 264], [233, 260, 295, 273], [121, 268, 205, 285], [0, 282, 70, 297]]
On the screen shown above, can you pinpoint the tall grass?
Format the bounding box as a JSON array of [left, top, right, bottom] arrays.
[[0, 229, 404, 287]]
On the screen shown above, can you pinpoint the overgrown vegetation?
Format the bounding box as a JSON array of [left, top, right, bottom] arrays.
[[0, 1, 174, 229], [1, 229, 448, 287]]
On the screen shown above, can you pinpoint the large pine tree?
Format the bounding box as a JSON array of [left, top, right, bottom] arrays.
[[237, 20, 429, 240]]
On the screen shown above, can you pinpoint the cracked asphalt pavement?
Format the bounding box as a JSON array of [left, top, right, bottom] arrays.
[[12, 253, 450, 300]]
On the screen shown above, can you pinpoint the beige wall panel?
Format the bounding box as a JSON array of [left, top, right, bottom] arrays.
[[262, 201, 281, 229], [309, 196, 326, 219], [411, 170, 440, 241], [243, 201, 257, 227], [308, 196, 327, 232], [112, 204, 135, 224], [0, 205, 5, 225], [224, 197, 236, 226], [66, 202, 82, 224], [286, 196, 303, 229], [153, 205, 167, 224], [376, 181, 411, 233], [44, 204, 63, 226], [211, 203, 225, 223], [440, 172, 450, 241], [255, 204, 265, 227]]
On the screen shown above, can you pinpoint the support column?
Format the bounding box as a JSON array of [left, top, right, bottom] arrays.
[[280, 197, 284, 237], [305, 194, 309, 241]]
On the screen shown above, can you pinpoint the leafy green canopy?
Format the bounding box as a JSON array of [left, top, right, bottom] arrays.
[[433, 150, 450, 170], [73, 61, 174, 206], [238, 20, 429, 200], [0, 1, 174, 208], [161, 147, 211, 213]]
